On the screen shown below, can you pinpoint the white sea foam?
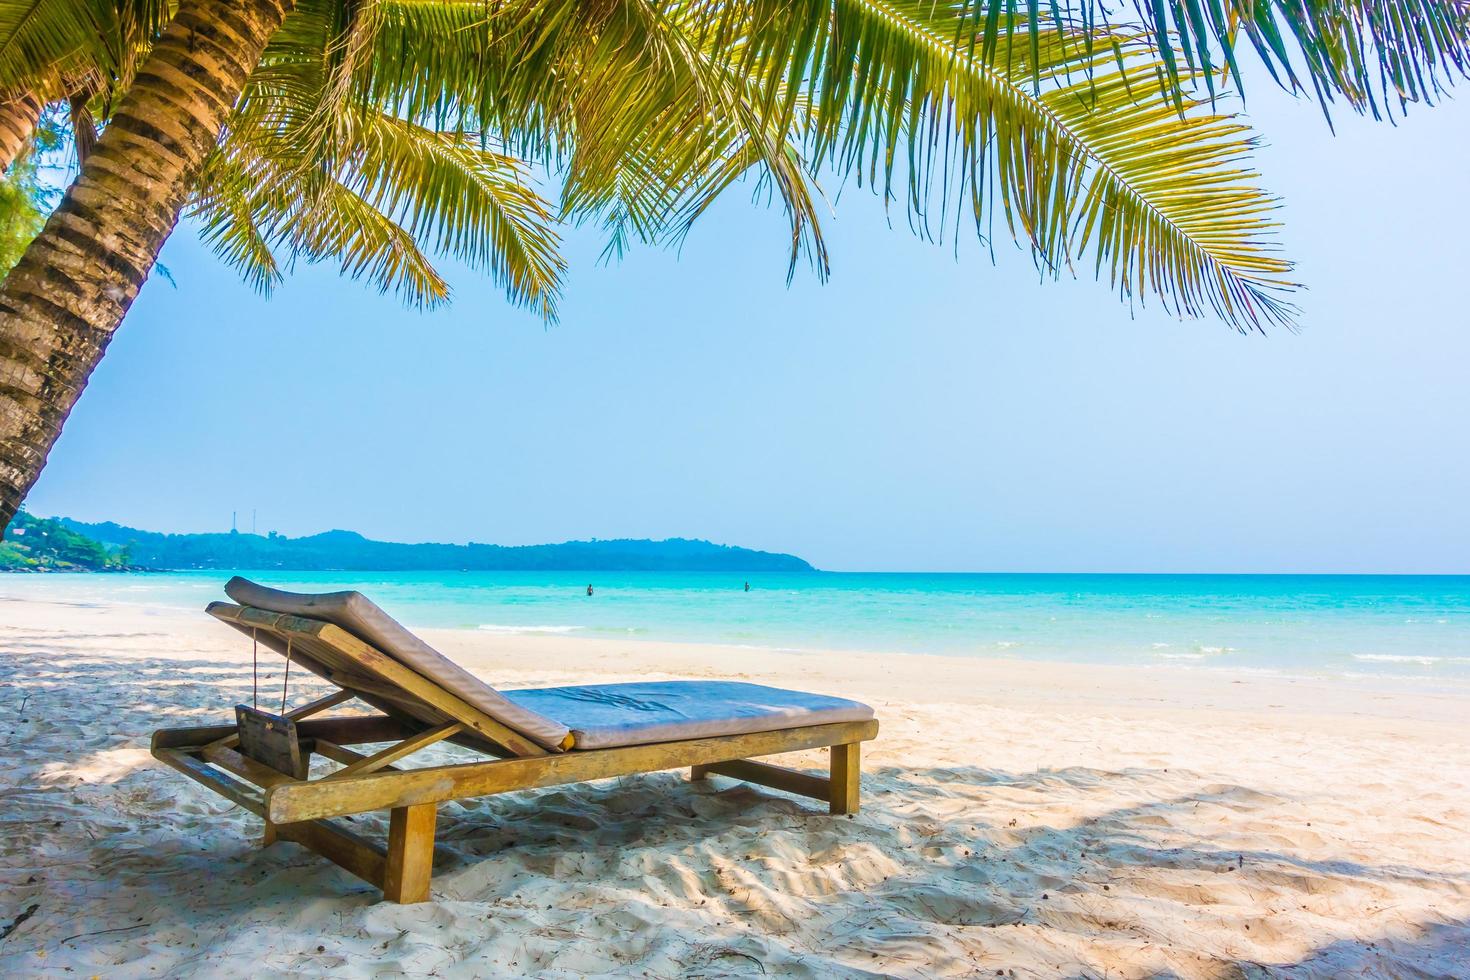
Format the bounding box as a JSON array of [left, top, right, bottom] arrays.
[[1158, 652, 1207, 660], [477, 623, 581, 635], [1352, 654, 1470, 665]]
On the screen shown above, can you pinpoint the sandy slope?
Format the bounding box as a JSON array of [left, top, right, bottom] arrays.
[[1, 594, 1468, 978]]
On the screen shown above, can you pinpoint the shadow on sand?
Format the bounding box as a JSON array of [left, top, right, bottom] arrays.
[[1, 647, 1467, 977]]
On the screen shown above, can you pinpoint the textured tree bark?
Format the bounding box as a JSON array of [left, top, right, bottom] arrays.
[[0, 0, 294, 532], [0, 91, 43, 173]]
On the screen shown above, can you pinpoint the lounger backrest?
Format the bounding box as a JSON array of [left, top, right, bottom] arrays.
[[207, 601, 532, 753], [221, 577, 572, 752]]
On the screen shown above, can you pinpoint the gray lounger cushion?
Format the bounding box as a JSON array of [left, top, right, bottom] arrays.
[[224, 577, 572, 751], [502, 680, 874, 750]]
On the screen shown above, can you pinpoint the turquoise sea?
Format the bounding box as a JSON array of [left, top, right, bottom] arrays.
[[4, 571, 1470, 682]]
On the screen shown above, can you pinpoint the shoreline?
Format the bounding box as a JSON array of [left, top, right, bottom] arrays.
[[4, 591, 1469, 732], [5, 588, 1470, 720]]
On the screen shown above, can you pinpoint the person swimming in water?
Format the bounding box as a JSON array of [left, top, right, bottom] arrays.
[[744, 581, 750, 592], [586, 584, 593, 596]]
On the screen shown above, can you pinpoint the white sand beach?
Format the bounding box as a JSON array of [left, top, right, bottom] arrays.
[[2, 593, 1468, 978]]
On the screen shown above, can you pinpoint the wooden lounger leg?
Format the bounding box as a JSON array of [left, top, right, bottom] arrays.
[[695, 744, 862, 815], [690, 764, 709, 781], [383, 803, 437, 903], [829, 742, 861, 815]]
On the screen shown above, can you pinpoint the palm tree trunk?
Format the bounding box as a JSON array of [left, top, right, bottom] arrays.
[[0, 0, 294, 532], [0, 92, 42, 173]]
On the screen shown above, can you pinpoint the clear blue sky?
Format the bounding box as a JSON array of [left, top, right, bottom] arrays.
[[22, 82, 1470, 572]]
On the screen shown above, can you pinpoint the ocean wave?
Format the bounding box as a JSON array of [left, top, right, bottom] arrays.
[[1352, 654, 1470, 665], [1157, 652, 1207, 660], [477, 623, 581, 635], [1195, 645, 1236, 655]]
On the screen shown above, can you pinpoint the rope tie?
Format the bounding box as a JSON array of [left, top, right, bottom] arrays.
[[280, 635, 293, 716]]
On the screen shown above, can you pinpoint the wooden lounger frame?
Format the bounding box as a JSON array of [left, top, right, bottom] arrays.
[[151, 603, 879, 903]]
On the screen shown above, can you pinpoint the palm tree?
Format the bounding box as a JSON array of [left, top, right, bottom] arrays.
[[0, 106, 62, 271], [0, 92, 43, 172], [0, 0, 1466, 534]]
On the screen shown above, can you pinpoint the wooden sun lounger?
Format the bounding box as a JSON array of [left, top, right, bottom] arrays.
[[151, 602, 879, 903]]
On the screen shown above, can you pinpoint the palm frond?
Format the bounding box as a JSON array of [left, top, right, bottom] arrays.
[[285, 177, 454, 306], [952, 0, 1470, 118], [189, 152, 285, 294], [189, 0, 566, 317], [549, 0, 828, 276], [1124, 0, 1469, 117], [351, 115, 565, 317], [365, 0, 830, 276], [0, 0, 169, 99], [192, 132, 456, 307], [705, 1, 1296, 329]]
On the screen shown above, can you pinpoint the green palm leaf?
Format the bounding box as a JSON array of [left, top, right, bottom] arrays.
[[364, 0, 830, 277], [971, 0, 1470, 118], [708, 0, 1296, 329], [1129, 0, 1468, 117], [190, 0, 567, 316], [192, 114, 568, 315], [0, 0, 169, 96]]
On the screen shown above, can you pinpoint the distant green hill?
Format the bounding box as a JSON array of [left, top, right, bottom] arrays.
[[0, 511, 134, 571], [18, 517, 815, 573]]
